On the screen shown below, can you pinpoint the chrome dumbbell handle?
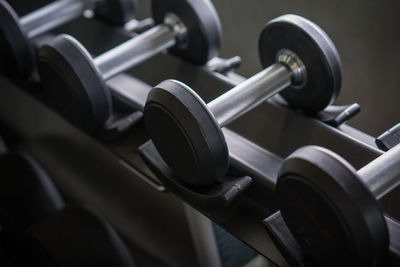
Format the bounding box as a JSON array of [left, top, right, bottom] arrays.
[[20, 0, 97, 39], [359, 143, 400, 199], [94, 13, 187, 81], [95, 24, 175, 80], [208, 49, 305, 127]]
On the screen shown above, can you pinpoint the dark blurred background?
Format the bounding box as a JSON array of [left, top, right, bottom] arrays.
[[136, 0, 400, 137]]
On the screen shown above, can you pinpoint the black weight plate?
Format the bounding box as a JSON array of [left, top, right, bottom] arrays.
[[152, 0, 222, 64], [277, 146, 388, 267], [38, 34, 112, 131], [259, 14, 342, 113], [144, 80, 229, 185], [95, 0, 137, 26], [0, 0, 34, 79]]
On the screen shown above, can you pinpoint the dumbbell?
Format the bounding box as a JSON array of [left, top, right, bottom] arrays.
[[38, 0, 222, 131], [276, 144, 400, 267], [144, 14, 342, 185], [0, 0, 137, 79]]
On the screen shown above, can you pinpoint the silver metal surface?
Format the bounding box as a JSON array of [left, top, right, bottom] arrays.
[[94, 24, 176, 80], [124, 18, 154, 32], [208, 49, 306, 127], [208, 63, 292, 127], [359, 143, 400, 199], [206, 56, 242, 73], [276, 49, 307, 88], [20, 0, 96, 39], [164, 13, 188, 49]]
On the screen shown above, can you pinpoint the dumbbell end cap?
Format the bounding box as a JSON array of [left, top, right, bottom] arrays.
[[277, 145, 388, 267], [144, 79, 229, 186], [38, 34, 112, 131], [259, 14, 342, 113], [0, 0, 34, 79]]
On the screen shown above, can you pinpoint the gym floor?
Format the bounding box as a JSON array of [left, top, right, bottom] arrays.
[[136, 0, 400, 137]]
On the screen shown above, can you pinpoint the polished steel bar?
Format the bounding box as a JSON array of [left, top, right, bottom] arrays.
[[208, 63, 292, 127], [359, 143, 400, 199], [20, 0, 96, 39], [94, 24, 176, 81]]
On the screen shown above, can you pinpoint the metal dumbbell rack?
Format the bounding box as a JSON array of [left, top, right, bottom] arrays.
[[1, 1, 399, 266]]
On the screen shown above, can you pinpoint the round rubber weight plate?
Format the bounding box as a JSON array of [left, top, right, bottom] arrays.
[[259, 14, 342, 113], [144, 80, 229, 185], [277, 146, 388, 267], [38, 35, 111, 131], [152, 0, 222, 64], [0, 0, 34, 79], [95, 0, 137, 26]]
